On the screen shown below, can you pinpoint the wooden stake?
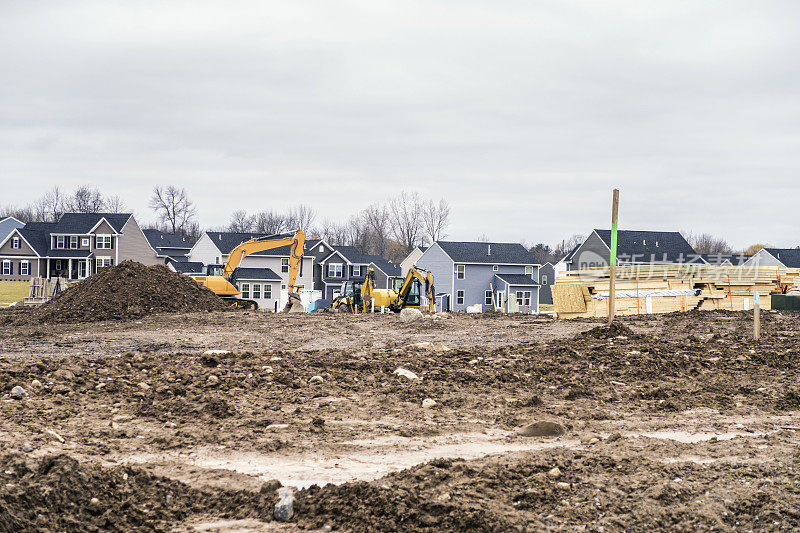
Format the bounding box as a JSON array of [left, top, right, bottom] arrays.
[[754, 292, 761, 341], [608, 188, 620, 325]]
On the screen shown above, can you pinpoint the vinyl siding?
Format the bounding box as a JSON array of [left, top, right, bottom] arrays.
[[569, 232, 610, 270], [117, 217, 161, 265], [415, 243, 454, 311], [236, 279, 282, 311], [743, 249, 786, 268], [539, 263, 555, 304], [0, 231, 36, 256]]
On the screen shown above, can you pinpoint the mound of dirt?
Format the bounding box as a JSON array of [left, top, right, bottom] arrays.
[[0, 454, 274, 531], [30, 261, 228, 323], [580, 321, 638, 339]]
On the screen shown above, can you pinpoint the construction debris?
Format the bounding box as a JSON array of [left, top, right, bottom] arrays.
[[553, 265, 800, 319]]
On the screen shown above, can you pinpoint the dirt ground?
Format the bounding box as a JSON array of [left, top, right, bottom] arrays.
[[2, 309, 800, 531]]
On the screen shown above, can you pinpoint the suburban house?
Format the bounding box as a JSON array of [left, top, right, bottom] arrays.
[[563, 230, 697, 270], [415, 241, 540, 313], [316, 245, 401, 300], [539, 262, 555, 305], [0, 213, 160, 281], [0, 217, 24, 244], [305, 238, 337, 296], [187, 231, 316, 307], [143, 229, 194, 261], [744, 248, 800, 269], [400, 246, 426, 276]]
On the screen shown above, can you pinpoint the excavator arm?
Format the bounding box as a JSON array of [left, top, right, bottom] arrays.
[[393, 267, 435, 312], [223, 230, 306, 293]]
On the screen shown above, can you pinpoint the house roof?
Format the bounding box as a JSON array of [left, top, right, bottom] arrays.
[[698, 253, 750, 266], [170, 261, 205, 274], [18, 223, 57, 256], [330, 245, 374, 264], [436, 241, 534, 265], [234, 267, 282, 281], [0, 217, 25, 243], [561, 244, 581, 263], [48, 249, 93, 258], [53, 213, 132, 234], [204, 231, 314, 257], [763, 248, 800, 268], [593, 229, 696, 263], [494, 273, 540, 286], [369, 255, 402, 277], [143, 229, 192, 250]]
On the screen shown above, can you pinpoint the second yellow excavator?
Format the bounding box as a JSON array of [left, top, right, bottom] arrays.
[[190, 229, 306, 311], [332, 266, 435, 314]]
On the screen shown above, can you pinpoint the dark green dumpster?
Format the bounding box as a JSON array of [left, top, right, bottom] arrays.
[[771, 294, 800, 311]]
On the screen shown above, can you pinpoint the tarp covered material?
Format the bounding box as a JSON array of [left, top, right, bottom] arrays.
[[591, 289, 701, 300]]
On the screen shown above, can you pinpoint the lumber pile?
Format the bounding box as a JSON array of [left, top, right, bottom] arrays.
[[552, 265, 800, 319]]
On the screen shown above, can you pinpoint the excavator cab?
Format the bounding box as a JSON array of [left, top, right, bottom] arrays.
[[206, 264, 224, 277]]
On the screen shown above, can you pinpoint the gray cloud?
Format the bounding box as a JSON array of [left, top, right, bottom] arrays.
[[1, 0, 799, 248]]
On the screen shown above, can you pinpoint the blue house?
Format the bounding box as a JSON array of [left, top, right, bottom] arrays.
[[416, 241, 540, 313]]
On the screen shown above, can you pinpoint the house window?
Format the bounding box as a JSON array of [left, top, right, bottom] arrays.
[[493, 265, 498, 271], [318, 245, 325, 253], [281, 258, 289, 273], [69, 236, 78, 249], [55, 260, 62, 270], [56, 236, 65, 249], [516, 291, 532, 307], [96, 235, 112, 249], [281, 284, 287, 289], [1, 261, 10, 275], [525, 266, 533, 276], [352, 265, 362, 277], [241, 283, 250, 299], [11, 237, 20, 249], [456, 290, 464, 305], [20, 261, 30, 276], [328, 263, 343, 277], [252, 283, 261, 299], [264, 284, 272, 299], [542, 275, 548, 285], [81, 238, 90, 247], [455, 264, 465, 279], [96, 257, 112, 270], [485, 290, 493, 305]]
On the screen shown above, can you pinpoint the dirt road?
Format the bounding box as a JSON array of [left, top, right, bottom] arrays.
[[2, 310, 799, 531]]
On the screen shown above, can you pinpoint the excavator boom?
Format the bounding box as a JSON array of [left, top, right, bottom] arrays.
[[223, 230, 306, 293]]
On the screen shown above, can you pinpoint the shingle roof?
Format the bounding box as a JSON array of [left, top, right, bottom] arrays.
[[436, 241, 534, 265], [234, 267, 282, 281], [0, 217, 24, 243], [331, 245, 374, 264], [764, 248, 800, 268], [18, 223, 57, 255], [53, 213, 132, 234], [143, 229, 192, 250], [698, 253, 750, 266], [204, 231, 312, 257], [594, 229, 696, 263], [494, 273, 540, 286], [48, 249, 93, 258], [170, 261, 205, 274], [369, 255, 401, 277]]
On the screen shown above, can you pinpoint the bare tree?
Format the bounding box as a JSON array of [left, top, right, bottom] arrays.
[[252, 210, 287, 234], [476, 234, 490, 243], [684, 232, 733, 255], [319, 219, 350, 246], [361, 203, 391, 256], [552, 234, 585, 260], [105, 195, 126, 213], [388, 191, 424, 253], [422, 198, 450, 244], [285, 204, 317, 231], [66, 185, 105, 213], [0, 204, 34, 223], [148, 186, 197, 235], [40, 186, 66, 222], [744, 243, 769, 256], [528, 243, 553, 264], [227, 209, 254, 232]]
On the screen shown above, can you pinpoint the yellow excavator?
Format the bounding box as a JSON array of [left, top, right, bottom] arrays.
[[332, 266, 435, 314], [190, 229, 306, 311]]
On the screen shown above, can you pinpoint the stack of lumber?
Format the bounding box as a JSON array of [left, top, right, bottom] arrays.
[[552, 265, 800, 319]]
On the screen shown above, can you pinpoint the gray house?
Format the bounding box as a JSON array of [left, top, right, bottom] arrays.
[[317, 245, 400, 300], [564, 230, 697, 270], [0, 213, 160, 281], [143, 229, 194, 261], [416, 241, 540, 313], [744, 248, 800, 269], [538, 262, 555, 305]]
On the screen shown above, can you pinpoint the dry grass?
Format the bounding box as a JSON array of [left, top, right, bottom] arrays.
[[0, 281, 29, 306]]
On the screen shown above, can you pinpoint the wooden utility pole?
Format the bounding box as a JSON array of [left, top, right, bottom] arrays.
[[608, 188, 620, 326]]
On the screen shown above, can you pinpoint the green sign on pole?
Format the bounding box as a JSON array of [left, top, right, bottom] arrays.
[[610, 218, 618, 267]]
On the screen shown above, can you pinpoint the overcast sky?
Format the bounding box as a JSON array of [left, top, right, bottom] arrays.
[[1, 1, 799, 248]]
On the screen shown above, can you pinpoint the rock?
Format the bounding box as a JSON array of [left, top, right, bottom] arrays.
[[52, 368, 75, 381], [11, 386, 28, 400], [556, 482, 570, 489], [434, 312, 451, 319], [309, 375, 324, 384], [30, 379, 42, 389], [137, 382, 150, 390], [517, 421, 565, 437], [400, 308, 423, 323], [207, 375, 220, 386], [203, 350, 230, 355], [589, 437, 600, 445], [466, 304, 483, 314], [22, 443, 33, 453], [548, 467, 562, 479], [393, 368, 420, 380], [422, 398, 437, 408], [274, 487, 294, 521]]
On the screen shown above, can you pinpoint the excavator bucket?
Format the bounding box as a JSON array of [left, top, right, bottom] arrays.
[[283, 292, 305, 313]]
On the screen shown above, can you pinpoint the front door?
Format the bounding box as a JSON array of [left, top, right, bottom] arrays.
[[78, 261, 88, 279]]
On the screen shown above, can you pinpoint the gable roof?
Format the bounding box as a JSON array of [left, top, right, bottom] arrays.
[[53, 213, 132, 234], [0, 217, 25, 243], [494, 273, 540, 286], [763, 248, 800, 268], [18, 223, 56, 256], [593, 229, 696, 263], [143, 229, 193, 250], [435, 241, 534, 265], [369, 255, 402, 277], [330, 245, 374, 264], [234, 267, 282, 281], [168, 260, 205, 274], [204, 231, 295, 257]]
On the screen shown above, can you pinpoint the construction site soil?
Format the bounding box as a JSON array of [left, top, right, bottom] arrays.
[[1, 309, 800, 531]]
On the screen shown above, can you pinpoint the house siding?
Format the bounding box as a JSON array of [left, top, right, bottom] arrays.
[[569, 232, 610, 270], [539, 263, 555, 305], [415, 244, 454, 311], [0, 231, 39, 280], [400, 248, 424, 277], [743, 249, 786, 268], [117, 218, 161, 265], [236, 279, 282, 311]]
